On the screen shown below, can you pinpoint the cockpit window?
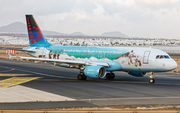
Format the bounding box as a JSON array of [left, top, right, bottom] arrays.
[[160, 55, 164, 59], [156, 55, 170, 59], [164, 55, 170, 59], [156, 55, 159, 59]]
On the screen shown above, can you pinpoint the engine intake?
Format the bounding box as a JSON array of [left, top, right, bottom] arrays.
[[84, 66, 106, 79]]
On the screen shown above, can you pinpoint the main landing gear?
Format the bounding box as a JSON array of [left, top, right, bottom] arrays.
[[106, 72, 115, 79], [148, 72, 155, 83], [77, 73, 87, 80], [77, 66, 87, 80]]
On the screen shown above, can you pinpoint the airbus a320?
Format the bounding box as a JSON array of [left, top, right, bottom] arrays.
[[4, 15, 177, 83]]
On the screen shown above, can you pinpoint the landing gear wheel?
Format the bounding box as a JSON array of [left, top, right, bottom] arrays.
[[106, 73, 111, 79], [83, 76, 87, 80], [77, 74, 87, 80], [149, 78, 155, 83], [111, 73, 115, 79], [106, 73, 115, 79]]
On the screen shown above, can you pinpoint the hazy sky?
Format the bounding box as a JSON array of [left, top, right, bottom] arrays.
[[0, 0, 180, 38]]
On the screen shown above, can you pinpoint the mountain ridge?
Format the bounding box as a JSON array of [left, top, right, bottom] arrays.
[[0, 22, 65, 35], [71, 32, 85, 36], [0, 22, 128, 37], [101, 31, 128, 37]]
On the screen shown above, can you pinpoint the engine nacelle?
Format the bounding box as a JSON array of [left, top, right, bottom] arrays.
[[128, 71, 147, 77], [84, 66, 106, 79]]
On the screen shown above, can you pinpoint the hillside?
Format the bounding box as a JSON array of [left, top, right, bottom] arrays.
[[101, 31, 128, 37], [0, 22, 62, 35], [71, 32, 84, 36]]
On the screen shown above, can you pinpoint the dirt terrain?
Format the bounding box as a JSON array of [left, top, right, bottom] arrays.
[[0, 45, 31, 60]]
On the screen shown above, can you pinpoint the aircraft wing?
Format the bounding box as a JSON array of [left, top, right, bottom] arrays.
[[0, 47, 36, 53], [10, 55, 109, 67]]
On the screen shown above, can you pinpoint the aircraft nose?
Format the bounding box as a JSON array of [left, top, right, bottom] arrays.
[[168, 60, 177, 71]]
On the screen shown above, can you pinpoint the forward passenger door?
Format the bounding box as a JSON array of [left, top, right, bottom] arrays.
[[143, 51, 151, 64]]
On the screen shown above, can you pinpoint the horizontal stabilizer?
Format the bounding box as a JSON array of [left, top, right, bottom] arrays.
[[0, 47, 36, 53]]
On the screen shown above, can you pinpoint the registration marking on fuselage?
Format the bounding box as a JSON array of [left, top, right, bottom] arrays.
[[0, 77, 40, 87]]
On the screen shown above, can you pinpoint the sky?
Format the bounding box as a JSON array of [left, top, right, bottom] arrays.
[[0, 0, 180, 38]]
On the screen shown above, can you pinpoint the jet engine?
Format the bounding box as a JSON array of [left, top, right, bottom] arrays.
[[84, 66, 106, 79], [128, 71, 147, 77]]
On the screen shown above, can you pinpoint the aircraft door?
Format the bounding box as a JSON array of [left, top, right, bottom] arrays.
[[143, 51, 151, 64]]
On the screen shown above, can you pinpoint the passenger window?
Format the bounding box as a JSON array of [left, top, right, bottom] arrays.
[[156, 55, 159, 59]]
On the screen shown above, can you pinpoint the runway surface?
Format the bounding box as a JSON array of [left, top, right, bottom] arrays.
[[0, 59, 180, 109]]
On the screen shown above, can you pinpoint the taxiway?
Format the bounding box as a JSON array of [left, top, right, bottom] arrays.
[[0, 59, 180, 109]]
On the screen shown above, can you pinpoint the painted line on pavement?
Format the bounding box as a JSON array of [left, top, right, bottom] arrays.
[[0, 70, 13, 73], [0, 65, 76, 79], [78, 96, 180, 101], [0, 74, 31, 76], [0, 77, 40, 87]]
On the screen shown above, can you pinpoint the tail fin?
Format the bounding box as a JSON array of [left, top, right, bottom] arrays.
[[26, 15, 51, 47]]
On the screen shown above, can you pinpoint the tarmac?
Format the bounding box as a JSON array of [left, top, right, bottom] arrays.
[[0, 59, 180, 109]]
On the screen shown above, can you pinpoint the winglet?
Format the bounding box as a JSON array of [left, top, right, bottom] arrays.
[[8, 54, 12, 60]]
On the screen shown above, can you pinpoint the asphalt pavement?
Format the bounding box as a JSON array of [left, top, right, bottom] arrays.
[[0, 59, 180, 109]]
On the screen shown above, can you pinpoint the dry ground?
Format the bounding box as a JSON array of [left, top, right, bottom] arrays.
[[0, 45, 31, 60], [0, 45, 179, 73], [170, 56, 180, 73]]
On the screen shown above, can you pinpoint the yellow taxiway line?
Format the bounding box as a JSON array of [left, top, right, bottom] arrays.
[[0, 74, 31, 76], [0, 77, 40, 87]]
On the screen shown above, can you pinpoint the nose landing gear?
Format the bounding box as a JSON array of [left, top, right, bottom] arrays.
[[148, 72, 155, 83]]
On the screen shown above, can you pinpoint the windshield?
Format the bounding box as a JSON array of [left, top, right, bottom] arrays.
[[156, 55, 170, 59]]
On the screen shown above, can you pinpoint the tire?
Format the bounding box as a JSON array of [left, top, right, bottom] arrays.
[[77, 74, 87, 80], [149, 78, 155, 83], [106, 73, 115, 79], [106, 73, 111, 79], [83, 76, 87, 80], [111, 73, 115, 79]]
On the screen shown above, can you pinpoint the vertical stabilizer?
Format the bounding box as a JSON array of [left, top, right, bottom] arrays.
[[26, 15, 51, 47]]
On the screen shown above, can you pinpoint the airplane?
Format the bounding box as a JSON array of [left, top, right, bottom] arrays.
[[2, 15, 177, 83]]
